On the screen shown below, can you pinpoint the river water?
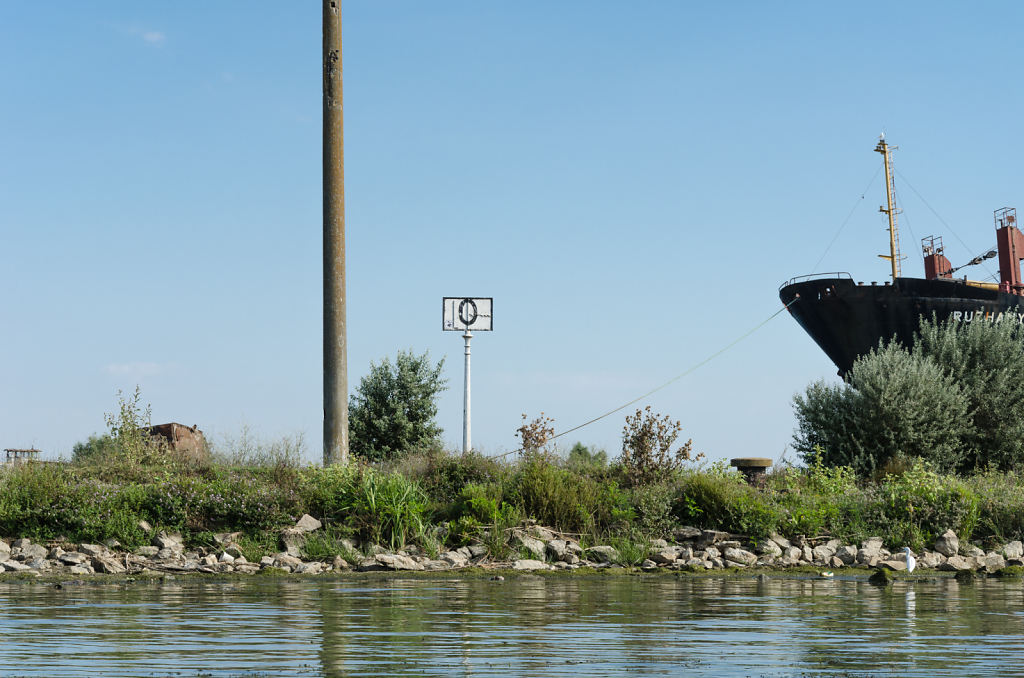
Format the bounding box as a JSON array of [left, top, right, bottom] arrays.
[[1, 573, 1022, 677]]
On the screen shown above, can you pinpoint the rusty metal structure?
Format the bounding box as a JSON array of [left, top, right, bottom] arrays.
[[144, 423, 209, 463], [323, 0, 348, 465]]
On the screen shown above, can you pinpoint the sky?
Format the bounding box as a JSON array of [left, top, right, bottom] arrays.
[[4, 2, 1024, 464]]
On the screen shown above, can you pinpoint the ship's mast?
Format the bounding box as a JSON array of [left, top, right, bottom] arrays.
[[875, 136, 903, 281]]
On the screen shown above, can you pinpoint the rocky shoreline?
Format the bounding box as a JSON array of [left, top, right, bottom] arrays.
[[2, 515, 1022, 578]]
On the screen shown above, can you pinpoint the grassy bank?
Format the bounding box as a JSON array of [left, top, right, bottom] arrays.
[[2, 448, 1023, 562]]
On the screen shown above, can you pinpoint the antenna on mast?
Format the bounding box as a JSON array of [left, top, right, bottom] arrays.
[[874, 135, 904, 281]]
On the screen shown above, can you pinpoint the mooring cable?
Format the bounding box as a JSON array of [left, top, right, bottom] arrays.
[[496, 297, 800, 458]]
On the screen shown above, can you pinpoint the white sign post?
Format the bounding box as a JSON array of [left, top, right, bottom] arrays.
[[443, 297, 493, 453]]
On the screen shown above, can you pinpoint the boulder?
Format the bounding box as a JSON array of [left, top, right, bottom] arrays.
[[860, 537, 884, 555], [545, 540, 568, 561], [294, 561, 326, 575], [1002, 541, 1024, 560], [279, 528, 307, 557], [1, 560, 30, 572], [802, 545, 814, 563], [933, 530, 960, 557], [835, 545, 858, 565], [673, 526, 703, 541], [527, 526, 556, 542], [78, 544, 105, 558], [441, 551, 470, 568], [878, 559, 907, 572], [650, 548, 679, 565], [294, 514, 323, 533], [375, 554, 424, 571], [768, 533, 792, 550], [722, 547, 757, 566], [919, 551, 946, 569], [756, 540, 783, 558], [422, 560, 451, 571], [0, 540, 10, 557], [514, 532, 547, 561], [649, 538, 669, 550], [21, 544, 48, 561], [641, 559, 659, 570], [696, 530, 730, 548], [704, 546, 721, 559], [512, 559, 549, 571], [981, 553, 1006, 573], [153, 532, 184, 551], [92, 556, 126, 574], [59, 552, 89, 566], [812, 544, 836, 562], [783, 546, 802, 561], [938, 555, 974, 571], [585, 546, 620, 564], [135, 546, 159, 558]]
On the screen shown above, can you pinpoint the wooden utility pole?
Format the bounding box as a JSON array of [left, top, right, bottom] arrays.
[[323, 0, 348, 465]]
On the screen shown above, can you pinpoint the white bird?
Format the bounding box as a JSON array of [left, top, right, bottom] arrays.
[[903, 547, 916, 573]]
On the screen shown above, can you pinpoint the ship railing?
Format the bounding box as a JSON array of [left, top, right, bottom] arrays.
[[778, 272, 852, 290]]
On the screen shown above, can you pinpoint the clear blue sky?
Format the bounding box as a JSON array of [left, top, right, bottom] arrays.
[[4, 2, 1024, 463]]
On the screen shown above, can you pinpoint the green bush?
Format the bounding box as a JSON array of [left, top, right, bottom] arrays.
[[508, 452, 630, 534], [674, 469, 782, 539], [915, 316, 1024, 472], [793, 342, 973, 477], [348, 350, 447, 461]]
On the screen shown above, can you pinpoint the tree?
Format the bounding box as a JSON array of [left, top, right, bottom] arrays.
[[793, 341, 973, 477], [349, 350, 448, 461], [620, 406, 698, 486]]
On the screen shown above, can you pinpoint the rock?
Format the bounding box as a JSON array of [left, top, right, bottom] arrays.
[[135, 546, 159, 558], [696, 530, 730, 548], [16, 544, 47, 561], [545, 540, 568, 560], [783, 546, 802, 561], [801, 546, 813, 563], [919, 551, 945, 569], [234, 563, 260, 575], [514, 532, 547, 561], [981, 553, 1006, 573], [878, 559, 907, 572], [153, 532, 184, 551], [512, 559, 549, 571], [709, 557, 726, 569], [375, 554, 424, 571], [259, 556, 275, 567], [92, 556, 126, 574], [528, 526, 556, 542], [138, 520, 153, 533], [939, 555, 974, 571], [294, 514, 323, 532], [641, 559, 659, 570], [955, 569, 977, 583], [331, 556, 350, 571], [467, 544, 488, 558], [66, 565, 92, 575], [704, 546, 721, 559], [829, 556, 845, 569], [722, 547, 757, 566], [673, 526, 703, 541], [812, 544, 836, 562], [860, 537, 884, 557], [757, 540, 783, 557], [279, 528, 307, 557], [441, 551, 470, 567], [836, 545, 857, 565], [966, 546, 985, 558], [1002, 541, 1024, 560], [218, 552, 235, 564], [769, 533, 792, 550], [223, 545, 244, 559], [585, 546, 620, 564], [650, 548, 679, 565], [933, 530, 960, 557], [59, 552, 89, 566], [2, 560, 31, 572], [274, 554, 304, 569], [156, 548, 180, 560], [649, 538, 669, 549], [294, 561, 326, 574], [12, 538, 32, 549], [103, 539, 121, 550], [718, 540, 743, 550], [78, 544, 105, 558], [202, 554, 218, 566], [0, 540, 11, 558], [422, 560, 451, 571]]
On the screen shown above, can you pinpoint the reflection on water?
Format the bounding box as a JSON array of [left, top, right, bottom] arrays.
[[1, 574, 1023, 676]]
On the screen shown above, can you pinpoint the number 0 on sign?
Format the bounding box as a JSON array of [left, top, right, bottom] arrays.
[[443, 297, 493, 331]]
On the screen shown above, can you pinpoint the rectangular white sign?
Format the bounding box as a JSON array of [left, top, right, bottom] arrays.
[[443, 297, 493, 331]]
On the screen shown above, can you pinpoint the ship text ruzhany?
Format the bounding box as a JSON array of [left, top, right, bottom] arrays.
[[952, 310, 1024, 323]]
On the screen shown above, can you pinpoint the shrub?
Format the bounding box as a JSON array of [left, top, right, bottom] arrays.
[[674, 469, 783, 539], [915, 316, 1024, 472], [348, 350, 447, 461], [619, 407, 700, 487], [508, 452, 630, 534], [567, 443, 608, 472], [793, 342, 973, 477]]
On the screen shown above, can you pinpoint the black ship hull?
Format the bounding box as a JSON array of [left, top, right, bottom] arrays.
[[779, 275, 1024, 374]]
